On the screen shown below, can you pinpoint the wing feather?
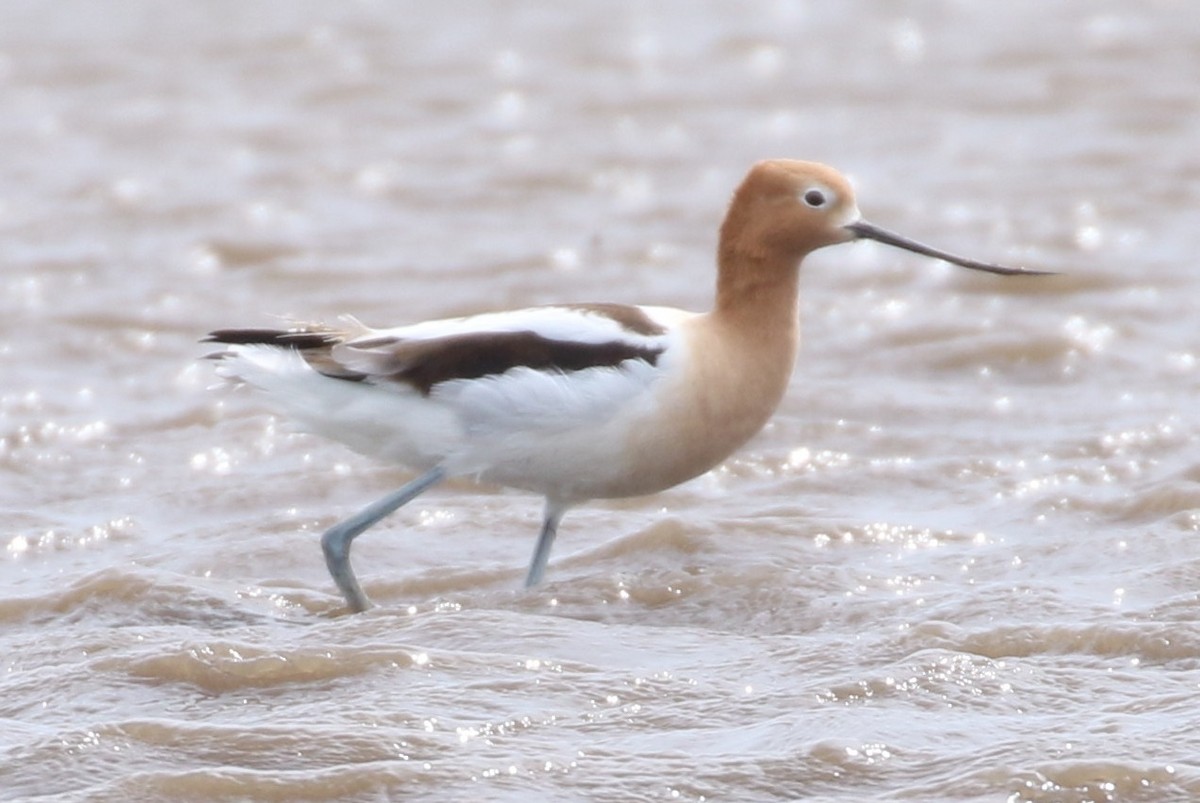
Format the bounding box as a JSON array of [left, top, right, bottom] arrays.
[[206, 305, 695, 480], [333, 304, 685, 395]]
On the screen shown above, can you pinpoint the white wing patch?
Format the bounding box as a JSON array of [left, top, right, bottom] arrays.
[[330, 304, 690, 388], [434, 358, 663, 439], [352, 305, 673, 349], [425, 307, 693, 438]]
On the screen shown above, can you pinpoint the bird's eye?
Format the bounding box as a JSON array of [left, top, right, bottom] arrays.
[[802, 188, 828, 208]]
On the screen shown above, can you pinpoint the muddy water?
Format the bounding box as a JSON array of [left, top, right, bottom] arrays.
[[2, 2, 1199, 801]]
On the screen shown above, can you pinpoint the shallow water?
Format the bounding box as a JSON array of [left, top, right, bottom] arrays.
[[2, 1, 1199, 801]]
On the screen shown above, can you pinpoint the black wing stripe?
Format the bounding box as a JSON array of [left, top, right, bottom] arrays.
[[379, 330, 663, 395]]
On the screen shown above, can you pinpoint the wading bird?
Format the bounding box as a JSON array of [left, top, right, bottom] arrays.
[[206, 159, 1048, 612]]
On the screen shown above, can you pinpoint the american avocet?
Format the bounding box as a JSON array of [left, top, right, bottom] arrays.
[[206, 159, 1048, 612]]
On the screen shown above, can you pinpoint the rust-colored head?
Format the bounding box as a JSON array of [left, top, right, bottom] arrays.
[[721, 159, 1049, 276], [720, 160, 861, 261]]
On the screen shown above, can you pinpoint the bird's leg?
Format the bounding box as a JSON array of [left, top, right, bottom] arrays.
[[525, 500, 567, 588], [320, 467, 446, 613]]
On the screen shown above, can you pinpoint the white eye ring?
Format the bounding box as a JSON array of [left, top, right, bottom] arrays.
[[802, 188, 830, 208]]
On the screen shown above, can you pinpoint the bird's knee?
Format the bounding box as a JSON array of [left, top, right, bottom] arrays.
[[321, 526, 349, 561]]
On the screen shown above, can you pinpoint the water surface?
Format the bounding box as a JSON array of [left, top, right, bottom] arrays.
[[2, 2, 1198, 800]]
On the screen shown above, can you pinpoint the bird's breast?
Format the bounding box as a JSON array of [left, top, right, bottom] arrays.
[[604, 314, 800, 498]]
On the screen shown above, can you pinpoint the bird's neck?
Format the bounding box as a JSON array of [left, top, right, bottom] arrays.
[[711, 190, 804, 325], [702, 242, 803, 440], [712, 243, 802, 341]]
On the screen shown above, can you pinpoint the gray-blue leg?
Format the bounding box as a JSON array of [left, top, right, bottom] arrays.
[[321, 467, 446, 612], [525, 500, 567, 588]]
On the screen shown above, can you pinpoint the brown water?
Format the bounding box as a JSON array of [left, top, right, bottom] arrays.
[[2, 2, 1198, 801]]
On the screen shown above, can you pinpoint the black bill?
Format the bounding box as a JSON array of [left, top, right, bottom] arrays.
[[845, 220, 1054, 276]]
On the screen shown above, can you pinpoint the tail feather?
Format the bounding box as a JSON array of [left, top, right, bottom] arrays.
[[203, 328, 340, 350], [203, 326, 366, 382]]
